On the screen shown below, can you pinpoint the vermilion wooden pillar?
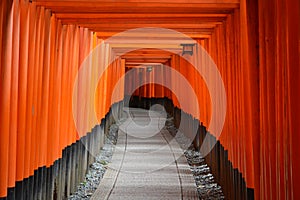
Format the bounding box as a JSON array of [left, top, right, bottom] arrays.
[[0, 0, 13, 197], [16, 0, 29, 182], [8, 0, 20, 190], [287, 0, 300, 198], [24, 1, 37, 179]]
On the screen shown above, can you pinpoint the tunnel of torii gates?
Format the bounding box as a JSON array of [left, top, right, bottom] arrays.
[[0, 0, 299, 199]]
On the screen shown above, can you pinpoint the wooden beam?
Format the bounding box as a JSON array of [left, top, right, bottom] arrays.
[[34, 2, 239, 14], [35, 0, 239, 3], [121, 49, 173, 56], [106, 38, 197, 45], [110, 43, 182, 52], [115, 48, 175, 53], [110, 43, 184, 48], [55, 13, 228, 19], [122, 54, 171, 59], [60, 18, 225, 24], [126, 63, 163, 65], [112, 48, 180, 54], [124, 58, 170, 63], [96, 32, 211, 39], [76, 24, 216, 33], [98, 35, 211, 40], [69, 23, 218, 28], [87, 27, 214, 33]]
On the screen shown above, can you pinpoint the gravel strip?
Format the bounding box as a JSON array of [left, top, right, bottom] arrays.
[[166, 116, 225, 200], [68, 124, 119, 200]]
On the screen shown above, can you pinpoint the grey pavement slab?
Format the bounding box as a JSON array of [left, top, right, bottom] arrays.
[[91, 108, 198, 200]]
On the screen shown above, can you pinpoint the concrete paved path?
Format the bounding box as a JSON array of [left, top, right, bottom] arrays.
[[92, 108, 198, 200]]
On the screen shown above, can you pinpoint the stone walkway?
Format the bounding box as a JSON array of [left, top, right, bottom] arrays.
[[91, 108, 198, 200]]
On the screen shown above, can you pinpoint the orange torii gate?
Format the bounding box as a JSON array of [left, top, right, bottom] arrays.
[[0, 0, 299, 199]]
